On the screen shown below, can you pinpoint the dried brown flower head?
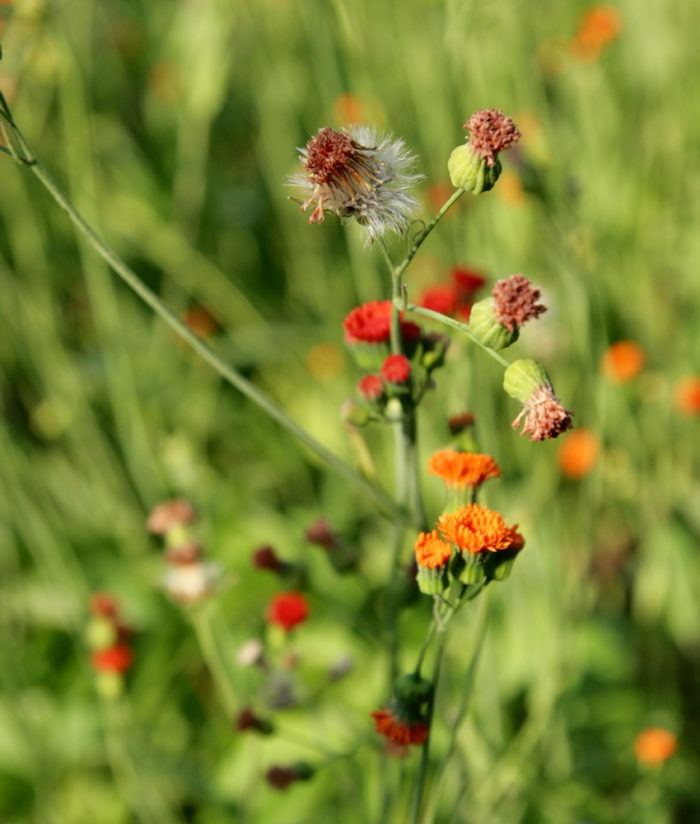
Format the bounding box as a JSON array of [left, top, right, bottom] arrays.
[[492, 274, 547, 333], [464, 108, 521, 167]]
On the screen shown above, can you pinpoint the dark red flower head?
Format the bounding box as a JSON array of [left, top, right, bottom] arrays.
[[464, 108, 521, 167], [266, 592, 309, 632], [252, 545, 285, 573]]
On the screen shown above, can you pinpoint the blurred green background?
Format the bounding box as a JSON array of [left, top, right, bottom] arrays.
[[1, 0, 699, 821]]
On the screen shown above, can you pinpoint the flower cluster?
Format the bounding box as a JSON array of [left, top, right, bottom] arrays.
[[86, 592, 134, 699], [147, 499, 220, 604], [287, 125, 422, 243]]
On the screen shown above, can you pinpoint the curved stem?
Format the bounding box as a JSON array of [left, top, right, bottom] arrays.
[[400, 302, 511, 368], [0, 104, 402, 521]]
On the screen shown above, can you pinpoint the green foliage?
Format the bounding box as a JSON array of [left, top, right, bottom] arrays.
[[1, 0, 699, 821]]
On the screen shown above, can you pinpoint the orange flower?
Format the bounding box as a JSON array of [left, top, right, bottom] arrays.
[[438, 504, 523, 555], [370, 708, 429, 746], [332, 93, 367, 126], [601, 341, 644, 383], [673, 376, 700, 416], [428, 450, 500, 489], [634, 728, 677, 767], [91, 644, 133, 674], [558, 429, 600, 479], [571, 5, 622, 61], [414, 531, 453, 569]]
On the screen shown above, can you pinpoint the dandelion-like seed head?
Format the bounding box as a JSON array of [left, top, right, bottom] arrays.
[[465, 108, 521, 168], [288, 125, 422, 243], [492, 274, 547, 333]]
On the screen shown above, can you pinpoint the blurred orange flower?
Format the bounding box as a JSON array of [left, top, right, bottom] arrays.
[[634, 727, 677, 767], [428, 449, 500, 489], [601, 341, 644, 383], [558, 429, 600, 479], [497, 171, 526, 207], [371, 708, 429, 746], [673, 375, 700, 416], [571, 5, 622, 61], [306, 342, 345, 380], [333, 93, 367, 126], [183, 304, 219, 340]]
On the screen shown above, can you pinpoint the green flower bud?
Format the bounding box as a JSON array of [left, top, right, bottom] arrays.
[[416, 563, 448, 595], [341, 399, 371, 427], [96, 671, 123, 700], [394, 672, 433, 707], [468, 298, 519, 350], [503, 359, 551, 403], [451, 550, 486, 584], [448, 144, 502, 195], [85, 617, 118, 650]]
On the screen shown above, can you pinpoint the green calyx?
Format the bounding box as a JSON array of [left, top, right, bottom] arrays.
[[503, 359, 551, 403], [468, 298, 519, 350], [448, 144, 502, 195]]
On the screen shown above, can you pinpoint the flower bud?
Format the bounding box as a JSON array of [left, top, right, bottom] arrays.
[[503, 359, 551, 403], [448, 143, 502, 195], [85, 617, 118, 650], [468, 298, 519, 350], [341, 399, 371, 427], [394, 672, 432, 707]]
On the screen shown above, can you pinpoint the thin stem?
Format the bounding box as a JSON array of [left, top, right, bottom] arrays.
[[400, 302, 511, 368], [410, 631, 447, 824], [396, 190, 465, 280], [0, 108, 402, 521], [190, 606, 237, 719]]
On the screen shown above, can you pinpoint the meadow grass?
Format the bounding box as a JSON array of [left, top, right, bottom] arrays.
[[1, 0, 699, 821]]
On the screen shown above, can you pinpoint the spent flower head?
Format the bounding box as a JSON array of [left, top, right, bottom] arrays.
[[464, 108, 521, 168], [504, 359, 574, 441], [288, 125, 422, 243], [492, 274, 547, 333]]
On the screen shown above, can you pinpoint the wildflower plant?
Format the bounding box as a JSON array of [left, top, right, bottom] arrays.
[[0, 62, 576, 819]]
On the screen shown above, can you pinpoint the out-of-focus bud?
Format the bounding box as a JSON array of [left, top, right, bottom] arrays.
[[341, 398, 371, 427], [85, 616, 118, 650], [236, 707, 274, 735], [236, 639, 265, 668], [394, 672, 432, 708]]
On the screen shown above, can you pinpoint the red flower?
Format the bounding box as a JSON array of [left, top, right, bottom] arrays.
[[343, 300, 421, 345], [452, 266, 486, 297], [371, 708, 429, 746], [381, 354, 411, 384], [357, 374, 384, 400], [266, 592, 309, 631], [418, 284, 459, 316], [91, 644, 133, 674]]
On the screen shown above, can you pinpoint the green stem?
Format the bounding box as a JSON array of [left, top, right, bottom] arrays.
[[0, 103, 402, 521], [190, 606, 237, 719], [400, 302, 511, 368], [396, 189, 465, 281], [410, 631, 447, 824]]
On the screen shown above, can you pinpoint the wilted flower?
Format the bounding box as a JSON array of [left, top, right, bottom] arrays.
[[252, 545, 287, 574], [236, 707, 274, 735], [492, 274, 547, 333], [288, 125, 422, 242], [146, 499, 196, 535], [504, 360, 574, 441], [448, 412, 476, 435], [449, 109, 521, 194]]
